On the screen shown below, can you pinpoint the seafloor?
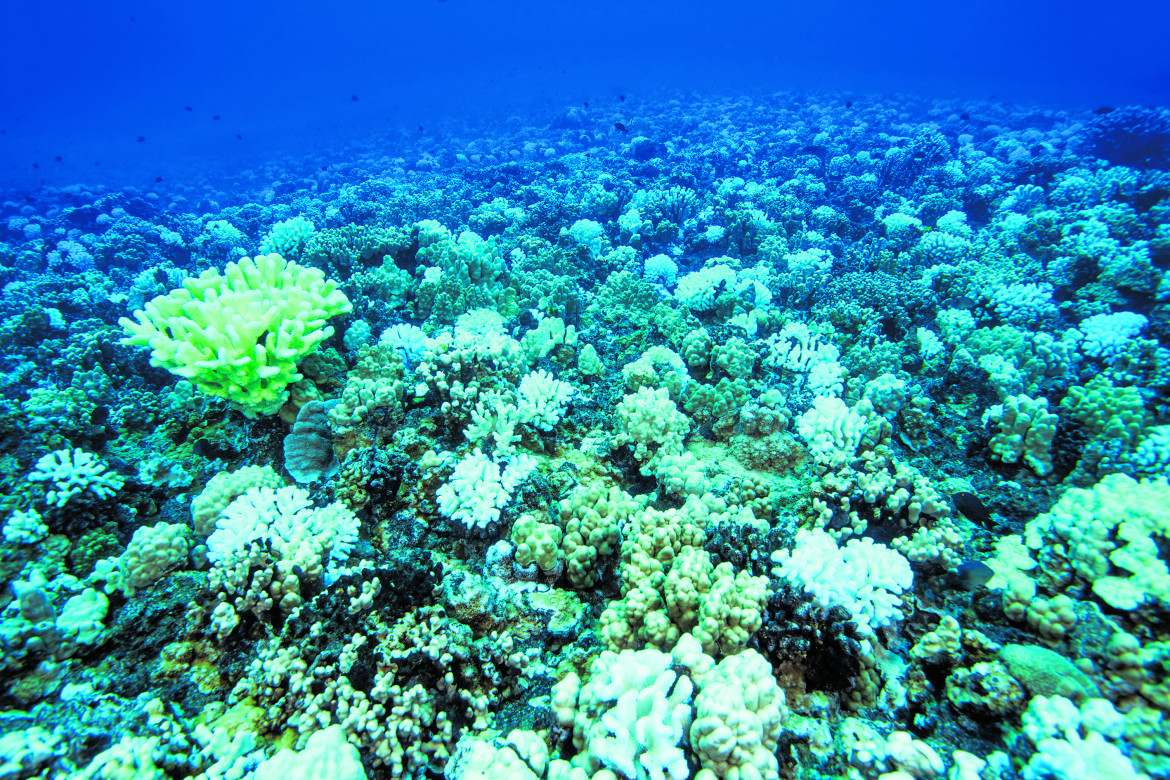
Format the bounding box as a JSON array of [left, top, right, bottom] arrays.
[[0, 90, 1168, 780]]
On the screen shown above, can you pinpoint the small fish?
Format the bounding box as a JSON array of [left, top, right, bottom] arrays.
[[351, 94, 359, 101], [90, 406, 110, 426], [864, 524, 897, 546], [614, 122, 627, 133], [1093, 106, 1115, 115], [945, 296, 977, 309], [137, 136, 145, 142], [418, 125, 424, 131], [621, 118, 652, 136], [960, 112, 970, 121], [845, 100, 853, 108], [155, 176, 163, 182], [583, 101, 589, 108], [953, 492, 994, 529], [618, 94, 626, 102], [213, 114, 221, 120], [956, 561, 995, 590], [236, 133, 242, 140], [184, 105, 193, 111], [32, 162, 39, 169], [54, 155, 61, 162]]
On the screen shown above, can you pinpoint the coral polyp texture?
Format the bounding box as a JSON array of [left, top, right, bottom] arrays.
[[1, 87, 1169, 780]]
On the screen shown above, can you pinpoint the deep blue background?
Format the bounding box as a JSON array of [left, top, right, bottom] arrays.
[[3, 0, 1168, 189]]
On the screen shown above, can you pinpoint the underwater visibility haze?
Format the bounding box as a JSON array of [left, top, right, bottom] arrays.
[[1, 0, 1170, 778]]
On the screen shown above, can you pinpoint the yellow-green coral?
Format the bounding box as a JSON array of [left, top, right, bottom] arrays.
[[119, 253, 352, 417], [559, 482, 635, 589], [511, 514, 563, 575]]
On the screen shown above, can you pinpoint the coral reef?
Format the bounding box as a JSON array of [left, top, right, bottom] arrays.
[[0, 87, 1168, 780]]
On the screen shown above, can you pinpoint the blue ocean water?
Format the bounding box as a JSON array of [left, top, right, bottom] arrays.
[[4, 0, 1169, 189], [0, 1, 1169, 778]]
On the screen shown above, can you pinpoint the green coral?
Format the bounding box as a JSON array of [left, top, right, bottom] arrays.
[[304, 224, 410, 269], [961, 325, 1078, 398], [682, 379, 749, 429], [1025, 473, 1170, 611], [711, 337, 757, 379], [999, 643, 1098, 703], [585, 271, 659, 330], [411, 222, 516, 323], [511, 514, 563, 575], [119, 253, 352, 417], [1059, 375, 1147, 447]]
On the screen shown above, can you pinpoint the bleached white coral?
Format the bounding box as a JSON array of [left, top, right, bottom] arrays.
[[0, 728, 62, 779], [807, 360, 845, 397], [618, 207, 643, 236], [567, 219, 606, 257], [796, 397, 868, 467], [674, 264, 737, 311], [1021, 696, 1146, 780], [28, 448, 124, 508], [992, 282, 1056, 324], [764, 322, 840, 374], [466, 392, 525, 456], [455, 308, 506, 339], [917, 328, 945, 360], [571, 646, 693, 780], [517, 370, 574, 431], [735, 264, 773, 307], [644, 254, 678, 288], [784, 247, 834, 275], [437, 449, 537, 529], [771, 528, 912, 637], [136, 457, 192, 489], [380, 323, 428, 367], [253, 725, 365, 780], [207, 486, 359, 574], [1079, 311, 1147, 362], [3, 509, 47, 544]]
